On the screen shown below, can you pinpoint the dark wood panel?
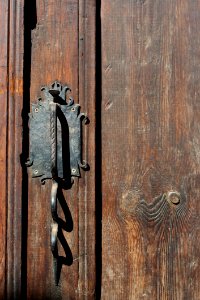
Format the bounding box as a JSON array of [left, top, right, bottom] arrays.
[[27, 0, 96, 299], [102, 1, 200, 299]]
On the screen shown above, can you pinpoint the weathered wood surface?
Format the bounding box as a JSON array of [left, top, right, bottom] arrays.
[[0, 0, 24, 299], [27, 0, 96, 299], [102, 1, 200, 299], [0, 0, 8, 297]]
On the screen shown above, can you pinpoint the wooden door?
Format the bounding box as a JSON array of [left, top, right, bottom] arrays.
[[1, 0, 96, 299], [101, 0, 200, 299], [1, 0, 200, 299]]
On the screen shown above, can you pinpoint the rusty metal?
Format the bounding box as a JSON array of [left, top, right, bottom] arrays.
[[26, 81, 88, 284]]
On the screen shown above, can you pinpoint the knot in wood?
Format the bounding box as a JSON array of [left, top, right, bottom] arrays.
[[166, 191, 181, 205]]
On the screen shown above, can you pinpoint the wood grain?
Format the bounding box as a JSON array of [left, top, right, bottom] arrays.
[[102, 1, 200, 299], [0, 0, 24, 298], [7, 0, 24, 297], [0, 0, 9, 298], [27, 0, 96, 299]]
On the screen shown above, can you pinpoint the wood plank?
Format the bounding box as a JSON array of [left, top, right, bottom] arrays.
[[7, 0, 24, 295], [0, 0, 9, 298], [101, 1, 200, 299], [78, 1, 96, 298], [27, 1, 96, 298], [0, 0, 24, 298]]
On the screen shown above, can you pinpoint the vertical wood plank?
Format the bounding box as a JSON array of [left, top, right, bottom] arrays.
[[27, 0, 96, 298], [0, 1, 9, 298], [7, 0, 24, 298], [101, 1, 200, 299], [78, 0, 96, 298], [27, 1, 79, 297], [0, 0, 24, 298]]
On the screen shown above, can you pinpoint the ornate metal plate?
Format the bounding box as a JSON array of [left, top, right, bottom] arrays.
[[26, 81, 88, 183]]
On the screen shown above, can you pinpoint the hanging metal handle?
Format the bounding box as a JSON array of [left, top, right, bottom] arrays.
[[50, 181, 59, 283], [49, 95, 59, 284], [26, 81, 88, 285], [49, 97, 58, 179]]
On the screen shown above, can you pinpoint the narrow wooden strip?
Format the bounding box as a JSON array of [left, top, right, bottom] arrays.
[[0, 0, 9, 298], [78, 0, 96, 298], [6, 0, 24, 298]]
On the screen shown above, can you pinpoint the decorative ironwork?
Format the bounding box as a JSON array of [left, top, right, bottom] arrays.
[[26, 81, 88, 183], [26, 81, 88, 284]]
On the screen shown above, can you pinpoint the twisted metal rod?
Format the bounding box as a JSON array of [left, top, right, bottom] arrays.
[[50, 101, 59, 284], [50, 102, 57, 179]]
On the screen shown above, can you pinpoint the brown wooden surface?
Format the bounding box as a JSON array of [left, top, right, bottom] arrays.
[[27, 0, 96, 299], [102, 1, 200, 299], [0, 0, 8, 297], [2, 0, 200, 299], [0, 0, 24, 299]]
